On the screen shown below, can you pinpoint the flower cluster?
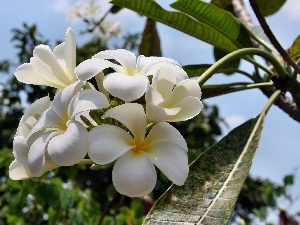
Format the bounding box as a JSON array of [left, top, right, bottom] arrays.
[[9, 28, 203, 197]]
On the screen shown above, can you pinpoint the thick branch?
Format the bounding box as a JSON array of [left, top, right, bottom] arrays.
[[261, 87, 300, 122], [231, 0, 300, 123], [249, 0, 300, 74]]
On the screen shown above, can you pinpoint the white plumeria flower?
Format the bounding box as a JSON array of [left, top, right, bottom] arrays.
[[88, 103, 189, 197], [14, 28, 81, 89], [75, 49, 185, 102], [9, 96, 54, 180], [146, 65, 203, 122], [9, 81, 110, 180]]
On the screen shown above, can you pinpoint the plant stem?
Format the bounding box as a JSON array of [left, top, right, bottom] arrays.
[[261, 89, 282, 115], [249, 0, 300, 74], [197, 48, 286, 86]]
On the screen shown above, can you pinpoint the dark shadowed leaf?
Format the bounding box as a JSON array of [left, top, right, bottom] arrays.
[[210, 0, 232, 9], [139, 18, 162, 57], [143, 115, 265, 224]]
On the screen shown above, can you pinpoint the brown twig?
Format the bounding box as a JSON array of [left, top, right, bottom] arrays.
[[249, 0, 300, 75], [230, 0, 300, 123]]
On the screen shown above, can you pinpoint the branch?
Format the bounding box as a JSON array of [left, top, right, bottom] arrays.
[[249, 0, 300, 74], [231, 0, 300, 123]]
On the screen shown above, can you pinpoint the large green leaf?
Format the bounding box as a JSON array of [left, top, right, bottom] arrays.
[[111, 0, 240, 52], [171, 0, 253, 49], [143, 115, 265, 224], [201, 84, 253, 99]]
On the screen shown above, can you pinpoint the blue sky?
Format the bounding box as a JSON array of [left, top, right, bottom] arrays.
[[1, 0, 300, 222]]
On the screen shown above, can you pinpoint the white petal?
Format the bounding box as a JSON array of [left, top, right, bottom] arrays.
[[112, 150, 157, 197], [143, 122, 188, 151], [146, 62, 188, 83], [12, 136, 29, 165], [64, 27, 76, 76], [29, 108, 64, 135], [93, 49, 137, 73], [104, 103, 147, 142], [137, 56, 180, 73], [20, 96, 50, 125], [145, 85, 164, 106], [168, 79, 202, 104], [51, 81, 83, 118], [53, 42, 65, 63], [88, 124, 133, 164], [17, 96, 50, 136], [28, 131, 57, 177], [14, 63, 60, 88], [9, 160, 32, 180], [71, 90, 109, 118], [103, 72, 149, 101], [31, 45, 72, 86], [168, 97, 203, 122], [75, 58, 115, 81], [146, 103, 180, 123], [145, 86, 180, 122], [144, 142, 189, 186], [151, 66, 176, 99], [48, 121, 88, 166]]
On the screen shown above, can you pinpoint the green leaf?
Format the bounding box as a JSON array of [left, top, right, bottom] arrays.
[[143, 115, 265, 224], [201, 84, 251, 99], [171, 0, 253, 49], [139, 18, 162, 57], [111, 0, 240, 52], [256, 0, 286, 16], [288, 35, 300, 61]]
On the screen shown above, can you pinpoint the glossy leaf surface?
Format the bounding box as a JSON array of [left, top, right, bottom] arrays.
[[111, 0, 252, 52]]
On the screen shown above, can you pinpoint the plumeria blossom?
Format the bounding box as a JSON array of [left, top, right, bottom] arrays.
[[146, 66, 203, 122], [67, 0, 122, 40], [88, 103, 189, 197], [9, 96, 54, 180], [9, 81, 109, 180], [14, 28, 80, 89], [75, 49, 186, 102]]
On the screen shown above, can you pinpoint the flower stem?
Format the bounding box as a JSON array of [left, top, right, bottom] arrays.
[[197, 48, 286, 86]]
